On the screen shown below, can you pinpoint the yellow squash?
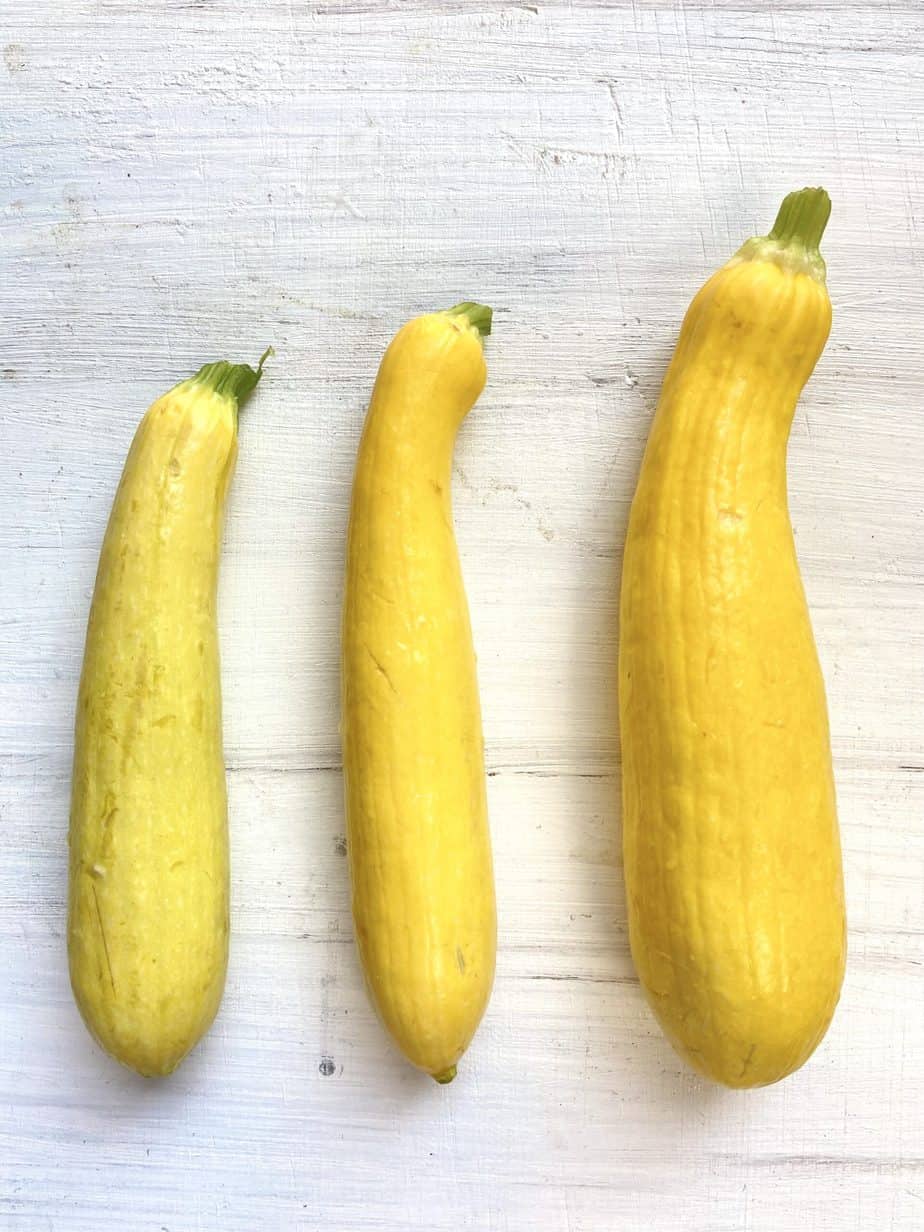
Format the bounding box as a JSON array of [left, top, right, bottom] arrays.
[[619, 189, 846, 1087], [68, 356, 266, 1076], [342, 304, 497, 1083]]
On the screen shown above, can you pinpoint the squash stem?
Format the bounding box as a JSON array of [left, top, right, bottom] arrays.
[[445, 301, 492, 341], [191, 347, 273, 407], [732, 188, 831, 282], [769, 187, 831, 254], [433, 1065, 457, 1084]]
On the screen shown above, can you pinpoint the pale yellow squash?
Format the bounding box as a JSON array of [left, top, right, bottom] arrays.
[[68, 357, 266, 1077], [342, 304, 497, 1083], [619, 189, 846, 1087]]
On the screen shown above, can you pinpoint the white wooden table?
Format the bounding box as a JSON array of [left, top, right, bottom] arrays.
[[2, 3, 922, 1229]]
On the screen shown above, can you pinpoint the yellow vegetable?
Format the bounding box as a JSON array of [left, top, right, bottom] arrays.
[[342, 304, 497, 1083], [68, 355, 267, 1076], [619, 189, 846, 1088]]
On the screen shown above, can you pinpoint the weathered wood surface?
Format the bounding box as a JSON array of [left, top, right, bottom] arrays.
[[1, 2, 922, 1229]]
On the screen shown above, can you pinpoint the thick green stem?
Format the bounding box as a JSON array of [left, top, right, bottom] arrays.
[[433, 1065, 457, 1084], [733, 187, 831, 282], [444, 301, 492, 340], [191, 346, 273, 407], [769, 188, 831, 252]]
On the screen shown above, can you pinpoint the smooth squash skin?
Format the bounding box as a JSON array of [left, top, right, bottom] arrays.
[[342, 304, 497, 1083], [619, 190, 846, 1088], [68, 357, 265, 1077]]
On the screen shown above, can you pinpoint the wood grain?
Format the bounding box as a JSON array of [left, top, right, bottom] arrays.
[[1, 2, 922, 1229]]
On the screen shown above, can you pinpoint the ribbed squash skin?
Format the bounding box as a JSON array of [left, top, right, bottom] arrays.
[[68, 363, 258, 1076], [619, 193, 846, 1088], [342, 307, 497, 1083]]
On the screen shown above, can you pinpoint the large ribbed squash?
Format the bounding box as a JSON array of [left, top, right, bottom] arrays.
[[619, 190, 846, 1087]]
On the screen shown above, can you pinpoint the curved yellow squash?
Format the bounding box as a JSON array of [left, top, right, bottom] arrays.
[[619, 190, 846, 1088], [342, 304, 497, 1083], [68, 357, 265, 1076]]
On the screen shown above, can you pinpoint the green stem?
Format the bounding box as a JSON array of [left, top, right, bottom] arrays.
[[733, 187, 831, 282], [768, 187, 831, 251], [445, 301, 492, 340], [191, 346, 273, 407], [433, 1065, 457, 1085]]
